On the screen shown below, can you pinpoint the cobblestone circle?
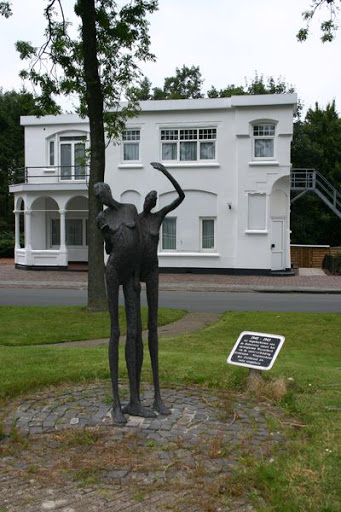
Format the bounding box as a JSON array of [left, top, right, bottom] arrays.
[[0, 381, 289, 511]]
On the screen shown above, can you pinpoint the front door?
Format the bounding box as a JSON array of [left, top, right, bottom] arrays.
[[271, 219, 284, 270]]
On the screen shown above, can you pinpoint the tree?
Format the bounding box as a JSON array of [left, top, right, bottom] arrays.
[[127, 77, 153, 101], [151, 65, 204, 100], [297, 0, 340, 42], [4, 0, 158, 310], [207, 84, 245, 98], [291, 101, 341, 245], [206, 73, 299, 113], [0, 89, 43, 230]]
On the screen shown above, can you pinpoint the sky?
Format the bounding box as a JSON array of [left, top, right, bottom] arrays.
[[0, 0, 340, 116]]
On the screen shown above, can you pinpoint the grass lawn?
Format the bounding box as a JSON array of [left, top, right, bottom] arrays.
[[0, 309, 340, 511], [0, 305, 186, 346]]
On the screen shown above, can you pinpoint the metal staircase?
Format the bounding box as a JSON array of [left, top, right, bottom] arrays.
[[290, 168, 341, 219]]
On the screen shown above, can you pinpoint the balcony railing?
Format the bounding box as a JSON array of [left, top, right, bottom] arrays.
[[10, 166, 90, 185]]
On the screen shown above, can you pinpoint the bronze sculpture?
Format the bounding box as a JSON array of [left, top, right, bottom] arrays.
[[94, 182, 154, 424], [94, 163, 185, 423], [138, 162, 185, 414]]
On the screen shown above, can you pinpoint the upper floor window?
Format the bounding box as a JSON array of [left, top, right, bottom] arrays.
[[253, 124, 275, 159], [122, 129, 140, 161], [161, 128, 216, 162], [60, 136, 87, 180], [47, 132, 88, 180]]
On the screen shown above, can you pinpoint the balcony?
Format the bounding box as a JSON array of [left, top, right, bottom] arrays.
[[11, 166, 90, 185]]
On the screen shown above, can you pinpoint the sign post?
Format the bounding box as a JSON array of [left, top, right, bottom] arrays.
[[227, 331, 285, 386]]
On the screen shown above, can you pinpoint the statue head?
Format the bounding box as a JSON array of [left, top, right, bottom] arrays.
[[143, 190, 157, 212], [93, 182, 114, 207]]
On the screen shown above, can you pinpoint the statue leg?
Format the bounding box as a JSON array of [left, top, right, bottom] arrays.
[[106, 268, 126, 424], [146, 269, 171, 415], [136, 286, 143, 400], [122, 277, 156, 418]]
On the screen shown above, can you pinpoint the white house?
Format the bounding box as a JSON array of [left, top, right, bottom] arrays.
[[9, 94, 297, 274]]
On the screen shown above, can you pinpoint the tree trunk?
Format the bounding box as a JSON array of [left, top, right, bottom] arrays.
[[79, 0, 107, 310]]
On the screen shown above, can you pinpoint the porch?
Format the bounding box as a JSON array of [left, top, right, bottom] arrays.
[[10, 182, 89, 269]]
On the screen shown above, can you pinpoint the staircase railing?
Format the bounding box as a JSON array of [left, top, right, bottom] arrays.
[[290, 168, 341, 219]]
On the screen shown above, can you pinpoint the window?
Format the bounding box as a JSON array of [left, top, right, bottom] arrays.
[[122, 129, 140, 161], [47, 132, 88, 179], [248, 194, 266, 230], [253, 124, 275, 158], [60, 136, 86, 180], [201, 218, 215, 250], [162, 217, 176, 250], [49, 141, 55, 166], [51, 218, 86, 246], [161, 128, 216, 162]]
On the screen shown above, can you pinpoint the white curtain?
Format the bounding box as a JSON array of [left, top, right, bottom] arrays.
[[202, 219, 214, 249], [162, 217, 176, 249], [180, 141, 197, 161], [123, 143, 139, 161]]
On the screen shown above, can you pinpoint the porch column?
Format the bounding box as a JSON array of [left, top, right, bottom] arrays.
[[24, 208, 33, 265], [60, 209, 66, 251], [14, 211, 20, 250], [24, 209, 32, 251]]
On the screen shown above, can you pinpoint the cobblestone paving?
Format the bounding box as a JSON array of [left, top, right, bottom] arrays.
[[1, 382, 289, 511]]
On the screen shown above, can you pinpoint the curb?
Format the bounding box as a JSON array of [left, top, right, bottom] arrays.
[[0, 280, 340, 294]]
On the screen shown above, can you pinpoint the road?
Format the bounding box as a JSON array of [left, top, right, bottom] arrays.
[[0, 287, 340, 313]]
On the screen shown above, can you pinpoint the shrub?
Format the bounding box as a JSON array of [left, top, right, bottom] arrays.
[[0, 230, 15, 257]]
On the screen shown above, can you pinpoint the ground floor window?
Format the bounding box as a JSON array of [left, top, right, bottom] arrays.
[[248, 194, 266, 230], [162, 217, 176, 250], [201, 218, 215, 250], [51, 218, 87, 246]]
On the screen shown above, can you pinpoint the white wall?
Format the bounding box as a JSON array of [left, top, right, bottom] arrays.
[[18, 95, 295, 271]]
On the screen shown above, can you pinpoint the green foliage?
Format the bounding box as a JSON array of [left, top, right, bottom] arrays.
[[207, 84, 245, 98], [291, 101, 341, 245], [16, 0, 158, 139], [0, 1, 11, 18], [207, 72, 298, 108], [126, 76, 152, 101], [297, 0, 340, 42], [0, 231, 15, 257], [150, 65, 204, 100], [0, 89, 45, 230]]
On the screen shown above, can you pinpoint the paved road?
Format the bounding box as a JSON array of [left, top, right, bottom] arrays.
[[0, 287, 340, 313]]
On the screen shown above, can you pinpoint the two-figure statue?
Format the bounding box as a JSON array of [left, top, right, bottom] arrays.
[[94, 162, 185, 424]]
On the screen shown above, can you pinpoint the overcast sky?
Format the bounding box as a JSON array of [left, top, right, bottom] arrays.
[[1, 0, 340, 116]]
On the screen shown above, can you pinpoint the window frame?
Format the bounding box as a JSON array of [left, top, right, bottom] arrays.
[[160, 127, 217, 164], [252, 122, 276, 161], [46, 131, 89, 181], [247, 193, 267, 232], [161, 216, 177, 251], [200, 217, 216, 251], [122, 128, 141, 163], [50, 217, 88, 248]]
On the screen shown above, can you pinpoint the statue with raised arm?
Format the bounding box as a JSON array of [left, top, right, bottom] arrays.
[[94, 182, 155, 424], [138, 162, 185, 414]]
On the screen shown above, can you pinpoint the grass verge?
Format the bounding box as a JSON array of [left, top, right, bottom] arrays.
[[0, 310, 340, 511], [0, 305, 186, 346]]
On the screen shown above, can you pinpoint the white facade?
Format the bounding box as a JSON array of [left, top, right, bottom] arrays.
[[10, 94, 297, 273]]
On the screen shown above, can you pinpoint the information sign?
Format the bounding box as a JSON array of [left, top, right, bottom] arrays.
[[227, 331, 285, 371]]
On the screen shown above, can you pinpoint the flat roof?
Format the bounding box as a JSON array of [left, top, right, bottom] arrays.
[[21, 94, 297, 125]]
